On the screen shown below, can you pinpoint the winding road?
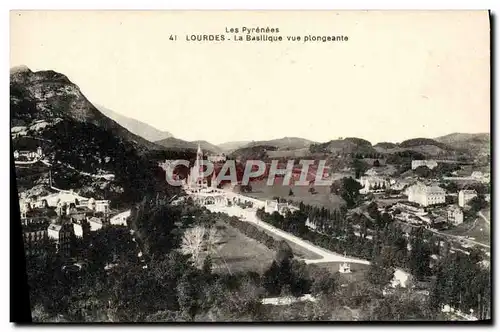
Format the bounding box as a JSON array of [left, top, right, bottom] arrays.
[[206, 203, 410, 286]]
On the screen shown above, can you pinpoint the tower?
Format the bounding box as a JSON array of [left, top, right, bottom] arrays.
[[191, 144, 208, 188], [211, 170, 218, 189]]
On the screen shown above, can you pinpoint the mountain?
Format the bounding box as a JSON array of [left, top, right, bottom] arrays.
[[10, 66, 161, 151], [373, 142, 398, 149], [192, 140, 223, 154], [95, 105, 173, 143], [154, 138, 221, 154], [309, 137, 378, 156], [154, 137, 197, 151], [434, 133, 490, 156], [244, 137, 316, 150], [218, 141, 251, 153], [10, 66, 176, 204]]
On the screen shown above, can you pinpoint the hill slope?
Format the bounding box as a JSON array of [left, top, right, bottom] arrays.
[[244, 137, 316, 150], [10, 66, 176, 204], [218, 141, 251, 153], [435, 133, 490, 156], [96, 104, 173, 143], [10, 66, 161, 152]]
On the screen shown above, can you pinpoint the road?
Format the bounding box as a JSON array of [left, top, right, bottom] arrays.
[[207, 204, 370, 265], [428, 228, 490, 249], [206, 203, 410, 286], [478, 211, 490, 226]]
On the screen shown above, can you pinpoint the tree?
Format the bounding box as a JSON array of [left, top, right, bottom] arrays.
[[373, 159, 381, 167], [352, 158, 368, 179], [180, 226, 206, 268], [288, 189, 294, 196], [177, 273, 200, 320], [339, 177, 363, 208], [469, 195, 488, 213], [414, 166, 432, 178]]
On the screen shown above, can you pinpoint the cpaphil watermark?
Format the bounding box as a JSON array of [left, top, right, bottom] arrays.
[[162, 159, 334, 187]]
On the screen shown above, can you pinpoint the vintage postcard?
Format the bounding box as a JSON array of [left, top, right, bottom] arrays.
[[10, 10, 491, 323]]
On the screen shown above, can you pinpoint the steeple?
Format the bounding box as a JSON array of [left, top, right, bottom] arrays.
[[211, 170, 217, 189]]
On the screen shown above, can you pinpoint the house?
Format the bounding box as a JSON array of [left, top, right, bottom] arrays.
[[458, 190, 477, 208], [411, 160, 438, 170], [87, 216, 104, 231], [406, 183, 445, 207], [264, 200, 298, 216], [208, 153, 227, 163], [110, 209, 131, 226], [339, 262, 351, 274], [13, 146, 43, 161], [447, 205, 464, 226], [47, 221, 74, 256]]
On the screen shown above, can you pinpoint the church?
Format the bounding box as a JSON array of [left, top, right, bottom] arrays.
[[184, 144, 226, 206]]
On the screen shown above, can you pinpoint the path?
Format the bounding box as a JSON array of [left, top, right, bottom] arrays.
[[429, 228, 490, 249], [207, 204, 370, 265], [478, 211, 490, 226]]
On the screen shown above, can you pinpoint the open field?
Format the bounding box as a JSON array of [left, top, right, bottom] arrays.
[[210, 221, 275, 274], [244, 178, 344, 211], [311, 262, 370, 284], [243, 218, 322, 260]]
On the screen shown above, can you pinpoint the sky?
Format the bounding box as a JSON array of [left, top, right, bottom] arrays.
[[10, 11, 490, 145]]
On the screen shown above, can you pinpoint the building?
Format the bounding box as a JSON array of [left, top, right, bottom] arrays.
[[110, 209, 131, 226], [406, 183, 446, 207], [358, 176, 389, 193], [411, 160, 438, 170], [264, 200, 298, 216], [447, 205, 464, 226], [186, 144, 209, 189], [13, 146, 43, 161], [22, 217, 50, 256], [47, 222, 75, 256], [208, 153, 227, 163], [184, 144, 228, 206], [458, 189, 478, 208], [87, 216, 104, 231], [339, 262, 351, 274]]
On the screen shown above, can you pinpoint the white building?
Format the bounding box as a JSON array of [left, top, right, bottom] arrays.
[[110, 209, 131, 226], [411, 160, 438, 170], [264, 200, 298, 216], [339, 262, 351, 274], [186, 144, 208, 189], [407, 183, 446, 207], [358, 176, 389, 193], [87, 216, 104, 231], [458, 190, 478, 208], [13, 146, 43, 160], [447, 205, 464, 226], [208, 153, 226, 163]]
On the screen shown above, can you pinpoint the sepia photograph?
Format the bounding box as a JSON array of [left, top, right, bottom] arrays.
[[9, 10, 491, 323]]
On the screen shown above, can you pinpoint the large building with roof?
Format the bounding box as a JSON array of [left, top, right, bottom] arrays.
[[406, 183, 446, 207]]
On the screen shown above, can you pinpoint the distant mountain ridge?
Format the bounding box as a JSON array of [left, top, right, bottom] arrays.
[[244, 137, 317, 150], [96, 105, 173, 143], [154, 137, 222, 153]]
